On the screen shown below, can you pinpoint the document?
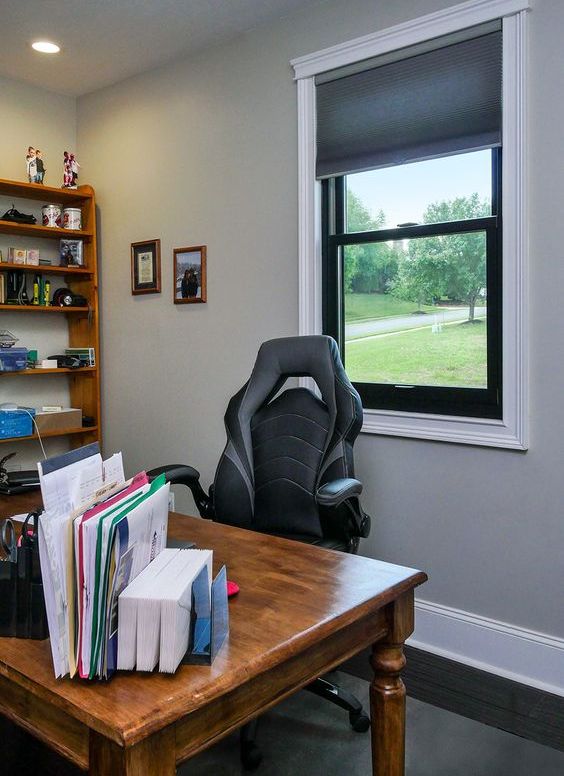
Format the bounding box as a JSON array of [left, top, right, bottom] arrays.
[[38, 444, 170, 680], [117, 548, 213, 674]]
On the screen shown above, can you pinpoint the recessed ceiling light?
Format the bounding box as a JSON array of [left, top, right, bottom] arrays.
[[31, 41, 60, 54]]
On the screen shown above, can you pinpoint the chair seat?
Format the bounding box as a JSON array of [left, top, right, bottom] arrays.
[[266, 531, 349, 553]]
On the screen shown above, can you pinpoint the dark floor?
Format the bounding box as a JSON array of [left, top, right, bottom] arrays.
[[3, 670, 564, 775], [181, 672, 564, 776]]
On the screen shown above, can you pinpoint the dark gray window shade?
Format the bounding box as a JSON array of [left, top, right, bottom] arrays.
[[315, 31, 502, 179]]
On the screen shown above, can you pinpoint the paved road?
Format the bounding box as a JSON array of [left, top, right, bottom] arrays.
[[345, 307, 486, 341]]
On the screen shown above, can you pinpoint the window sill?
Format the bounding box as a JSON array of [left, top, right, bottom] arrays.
[[361, 408, 527, 450]]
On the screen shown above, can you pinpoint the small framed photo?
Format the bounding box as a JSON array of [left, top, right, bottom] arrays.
[[131, 239, 161, 295], [60, 238, 83, 267], [174, 245, 207, 304]]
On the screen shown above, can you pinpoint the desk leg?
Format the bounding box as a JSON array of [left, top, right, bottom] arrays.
[[89, 728, 176, 776], [369, 591, 414, 776]]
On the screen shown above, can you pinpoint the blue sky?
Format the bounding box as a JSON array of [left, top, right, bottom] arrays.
[[346, 149, 492, 229]]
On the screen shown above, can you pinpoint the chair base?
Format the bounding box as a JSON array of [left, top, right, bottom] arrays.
[[239, 676, 370, 770]]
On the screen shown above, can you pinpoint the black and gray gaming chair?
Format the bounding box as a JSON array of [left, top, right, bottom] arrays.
[[150, 335, 371, 768]]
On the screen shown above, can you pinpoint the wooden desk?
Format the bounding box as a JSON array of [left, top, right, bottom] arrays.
[[0, 511, 426, 775]]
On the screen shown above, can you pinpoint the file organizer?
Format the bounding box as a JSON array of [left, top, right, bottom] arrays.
[[0, 513, 48, 640], [183, 565, 229, 666]]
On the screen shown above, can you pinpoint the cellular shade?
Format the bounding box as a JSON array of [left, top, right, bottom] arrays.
[[315, 31, 502, 179]]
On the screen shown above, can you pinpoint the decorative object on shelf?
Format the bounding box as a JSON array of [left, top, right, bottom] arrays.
[[1, 205, 36, 225], [62, 151, 79, 189], [0, 330, 18, 348], [36, 150, 46, 184], [8, 248, 26, 265], [52, 287, 88, 307], [24, 147, 46, 184], [131, 239, 161, 295], [60, 239, 83, 266], [5, 271, 29, 305], [26, 146, 40, 183], [62, 207, 81, 230], [173, 245, 207, 304], [26, 249, 40, 266], [42, 203, 62, 227]]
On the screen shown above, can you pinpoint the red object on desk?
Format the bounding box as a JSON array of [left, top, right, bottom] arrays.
[[227, 580, 239, 598]]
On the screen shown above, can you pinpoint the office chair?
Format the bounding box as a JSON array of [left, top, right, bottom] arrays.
[[149, 335, 371, 770]]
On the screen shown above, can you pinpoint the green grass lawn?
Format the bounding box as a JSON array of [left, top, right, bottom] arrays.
[[345, 320, 487, 387], [345, 292, 443, 323]]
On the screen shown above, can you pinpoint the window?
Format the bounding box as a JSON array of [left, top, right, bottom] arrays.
[[319, 28, 503, 419], [322, 148, 502, 418], [292, 0, 528, 448]]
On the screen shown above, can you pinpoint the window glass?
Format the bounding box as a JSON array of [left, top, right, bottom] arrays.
[[343, 231, 488, 388], [345, 150, 492, 232]]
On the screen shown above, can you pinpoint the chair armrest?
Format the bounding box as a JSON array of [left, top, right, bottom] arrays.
[[316, 478, 363, 507], [316, 478, 371, 542], [147, 464, 214, 519]]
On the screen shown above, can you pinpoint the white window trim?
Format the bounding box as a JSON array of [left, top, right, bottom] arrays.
[[291, 0, 529, 450]]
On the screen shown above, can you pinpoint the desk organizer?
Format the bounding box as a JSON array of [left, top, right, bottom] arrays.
[[0, 514, 48, 639], [183, 565, 229, 666]]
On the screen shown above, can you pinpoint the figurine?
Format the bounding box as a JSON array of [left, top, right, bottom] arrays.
[[70, 153, 79, 187], [35, 150, 45, 184], [26, 146, 37, 183], [62, 151, 79, 189]]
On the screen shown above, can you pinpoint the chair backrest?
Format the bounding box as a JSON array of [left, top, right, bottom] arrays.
[[213, 336, 363, 538]]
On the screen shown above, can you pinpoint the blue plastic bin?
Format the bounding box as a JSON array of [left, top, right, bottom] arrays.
[[0, 408, 35, 438], [0, 347, 28, 372]]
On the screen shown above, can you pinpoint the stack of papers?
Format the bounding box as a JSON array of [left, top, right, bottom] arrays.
[[37, 444, 170, 679], [117, 548, 213, 673]]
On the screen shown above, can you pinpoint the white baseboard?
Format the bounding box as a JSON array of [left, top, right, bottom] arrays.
[[408, 599, 564, 697]]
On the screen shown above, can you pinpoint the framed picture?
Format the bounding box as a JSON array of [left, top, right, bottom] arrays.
[[60, 238, 83, 267], [131, 239, 161, 295], [173, 245, 207, 304]]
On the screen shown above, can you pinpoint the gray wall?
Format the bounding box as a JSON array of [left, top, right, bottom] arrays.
[[77, 0, 564, 639]]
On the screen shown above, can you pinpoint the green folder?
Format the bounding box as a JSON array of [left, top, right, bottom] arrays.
[[88, 474, 166, 679]]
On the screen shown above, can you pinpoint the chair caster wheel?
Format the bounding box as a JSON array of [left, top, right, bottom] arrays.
[[349, 710, 370, 732], [241, 742, 263, 771]]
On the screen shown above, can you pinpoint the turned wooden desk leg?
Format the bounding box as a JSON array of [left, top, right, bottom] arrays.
[[89, 727, 176, 776], [369, 591, 415, 776]]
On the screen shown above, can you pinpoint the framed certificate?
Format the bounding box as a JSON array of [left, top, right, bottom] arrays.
[[131, 239, 161, 295]]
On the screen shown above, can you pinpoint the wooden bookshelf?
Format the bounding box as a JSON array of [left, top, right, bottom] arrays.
[[0, 179, 101, 451]]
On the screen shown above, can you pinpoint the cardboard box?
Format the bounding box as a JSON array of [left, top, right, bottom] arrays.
[[34, 408, 82, 433]]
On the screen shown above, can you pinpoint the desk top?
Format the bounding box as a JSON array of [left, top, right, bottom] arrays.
[[0, 512, 426, 750]]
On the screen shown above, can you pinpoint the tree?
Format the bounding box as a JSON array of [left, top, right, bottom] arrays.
[[392, 193, 489, 321], [345, 190, 399, 293]]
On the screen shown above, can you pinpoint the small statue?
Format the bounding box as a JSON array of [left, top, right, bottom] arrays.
[[35, 149, 45, 184], [62, 151, 80, 189], [26, 146, 37, 183]]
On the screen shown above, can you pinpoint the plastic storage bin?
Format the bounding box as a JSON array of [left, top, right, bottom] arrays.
[[0, 347, 28, 372], [0, 408, 35, 438]]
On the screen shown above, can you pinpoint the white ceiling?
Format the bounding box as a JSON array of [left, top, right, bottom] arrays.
[[0, 0, 315, 97]]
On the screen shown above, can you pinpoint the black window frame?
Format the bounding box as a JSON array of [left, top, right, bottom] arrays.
[[322, 148, 503, 419]]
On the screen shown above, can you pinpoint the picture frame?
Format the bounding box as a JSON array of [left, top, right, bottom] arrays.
[[131, 239, 161, 295], [60, 238, 83, 267], [173, 245, 207, 304]]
